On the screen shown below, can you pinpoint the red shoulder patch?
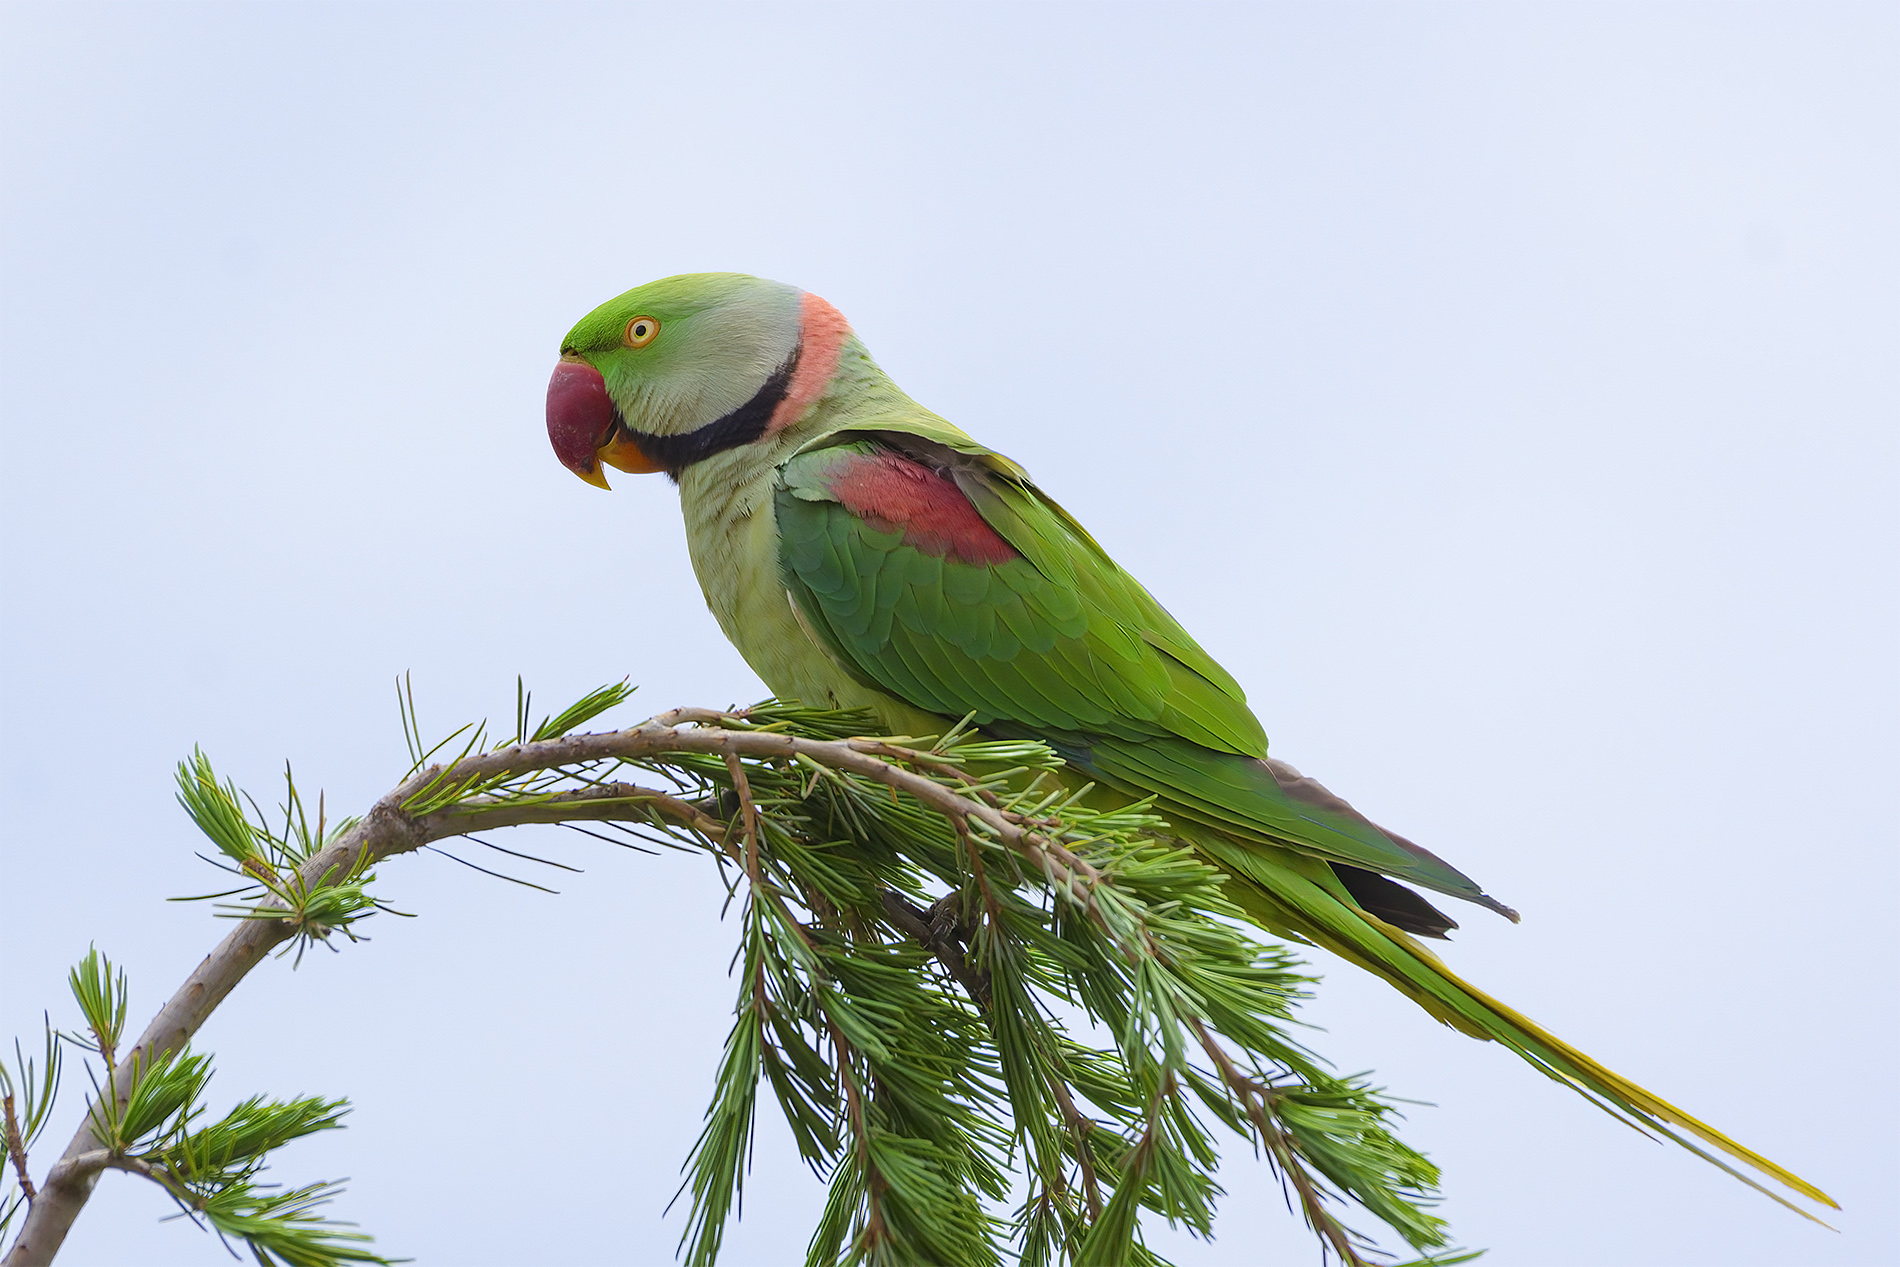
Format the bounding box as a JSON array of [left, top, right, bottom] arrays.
[[825, 452, 1020, 566], [767, 292, 852, 436]]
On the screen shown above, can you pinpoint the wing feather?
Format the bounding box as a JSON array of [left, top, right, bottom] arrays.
[[774, 434, 1500, 908]]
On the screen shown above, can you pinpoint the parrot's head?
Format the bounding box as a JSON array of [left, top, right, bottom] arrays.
[[547, 272, 853, 487]]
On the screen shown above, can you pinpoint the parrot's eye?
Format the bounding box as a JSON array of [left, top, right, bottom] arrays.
[[623, 316, 661, 348]]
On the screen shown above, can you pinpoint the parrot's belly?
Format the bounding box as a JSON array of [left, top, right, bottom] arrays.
[[678, 450, 950, 740]]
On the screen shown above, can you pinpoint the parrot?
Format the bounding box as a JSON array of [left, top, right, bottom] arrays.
[[544, 271, 1831, 1214]]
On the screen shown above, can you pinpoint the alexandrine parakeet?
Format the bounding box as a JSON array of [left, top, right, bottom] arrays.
[[544, 272, 1830, 1214]]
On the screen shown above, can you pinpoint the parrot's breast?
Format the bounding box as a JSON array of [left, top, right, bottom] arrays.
[[677, 441, 951, 739]]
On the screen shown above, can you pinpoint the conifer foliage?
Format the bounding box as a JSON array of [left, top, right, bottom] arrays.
[[1, 683, 1475, 1266]]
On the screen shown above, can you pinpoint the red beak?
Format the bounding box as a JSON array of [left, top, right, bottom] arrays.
[[546, 358, 618, 488], [546, 358, 667, 487]]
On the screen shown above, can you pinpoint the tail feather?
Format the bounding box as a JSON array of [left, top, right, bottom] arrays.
[[1330, 863, 1459, 938], [1194, 832, 1839, 1217]]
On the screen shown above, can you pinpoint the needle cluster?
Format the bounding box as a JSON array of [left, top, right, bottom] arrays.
[[1, 950, 386, 1266], [641, 705, 1465, 1267]]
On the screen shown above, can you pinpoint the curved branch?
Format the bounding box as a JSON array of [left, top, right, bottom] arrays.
[[431, 718, 1110, 902], [431, 782, 729, 841], [4, 712, 1071, 1266]]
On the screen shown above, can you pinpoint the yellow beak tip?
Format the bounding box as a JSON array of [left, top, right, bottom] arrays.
[[575, 466, 612, 491]]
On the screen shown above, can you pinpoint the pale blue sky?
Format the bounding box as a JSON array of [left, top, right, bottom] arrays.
[[2, 4, 1894, 1264]]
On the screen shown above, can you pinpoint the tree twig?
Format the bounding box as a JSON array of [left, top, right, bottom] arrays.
[[3, 1095, 34, 1202], [951, 813, 1102, 1223], [720, 751, 762, 886], [1047, 1076, 1103, 1222], [826, 1020, 889, 1257], [1183, 1015, 1367, 1267]]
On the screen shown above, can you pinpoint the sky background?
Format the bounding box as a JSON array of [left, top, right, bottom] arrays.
[[2, 3, 1894, 1264]]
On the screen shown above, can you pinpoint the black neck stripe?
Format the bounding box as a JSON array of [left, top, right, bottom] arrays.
[[625, 344, 799, 476]]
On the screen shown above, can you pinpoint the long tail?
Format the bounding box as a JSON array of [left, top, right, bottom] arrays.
[[1195, 832, 1839, 1219]]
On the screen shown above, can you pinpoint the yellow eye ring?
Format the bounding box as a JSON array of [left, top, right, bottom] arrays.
[[623, 315, 661, 348]]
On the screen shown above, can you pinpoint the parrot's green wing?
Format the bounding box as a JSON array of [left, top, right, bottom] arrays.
[[773, 429, 1838, 1216], [774, 432, 1505, 913]]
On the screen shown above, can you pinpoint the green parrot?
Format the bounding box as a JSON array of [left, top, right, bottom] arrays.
[[545, 271, 1831, 1213]]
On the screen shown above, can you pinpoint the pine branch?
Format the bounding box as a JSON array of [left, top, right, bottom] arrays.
[[4, 689, 1457, 1266]]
